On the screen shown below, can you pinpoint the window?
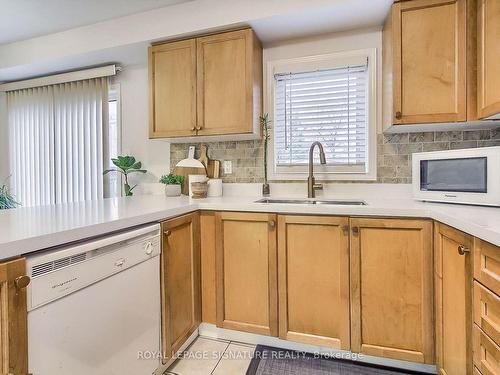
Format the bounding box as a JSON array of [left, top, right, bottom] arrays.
[[7, 77, 119, 207], [268, 49, 377, 180]]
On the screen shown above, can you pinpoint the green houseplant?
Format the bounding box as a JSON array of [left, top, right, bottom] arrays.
[[0, 182, 19, 210], [159, 174, 184, 197], [260, 113, 271, 196], [104, 156, 147, 196]]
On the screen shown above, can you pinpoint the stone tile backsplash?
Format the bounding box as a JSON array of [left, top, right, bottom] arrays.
[[170, 129, 500, 184]]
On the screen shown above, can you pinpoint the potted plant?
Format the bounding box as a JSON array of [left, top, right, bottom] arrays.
[[104, 156, 147, 196], [0, 181, 19, 210], [159, 174, 184, 197], [260, 113, 271, 196]]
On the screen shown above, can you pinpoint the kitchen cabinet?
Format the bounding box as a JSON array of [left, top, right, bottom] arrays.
[[149, 39, 197, 138], [383, 0, 473, 127], [477, 0, 500, 119], [200, 211, 216, 324], [149, 28, 262, 139], [161, 213, 201, 360], [215, 212, 278, 336], [435, 222, 473, 375], [350, 218, 434, 364], [277, 215, 350, 349], [0, 257, 29, 375]]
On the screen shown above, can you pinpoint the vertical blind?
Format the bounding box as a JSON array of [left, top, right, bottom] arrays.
[[274, 61, 368, 171], [8, 77, 109, 207]]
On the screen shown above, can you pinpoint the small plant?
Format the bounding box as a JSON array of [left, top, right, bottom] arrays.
[[0, 182, 19, 210], [104, 156, 147, 196], [159, 174, 184, 185], [260, 113, 271, 185]]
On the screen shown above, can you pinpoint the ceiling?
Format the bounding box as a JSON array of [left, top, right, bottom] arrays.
[[0, 0, 190, 45]]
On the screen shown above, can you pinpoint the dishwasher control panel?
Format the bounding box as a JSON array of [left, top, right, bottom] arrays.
[[26, 224, 160, 311]]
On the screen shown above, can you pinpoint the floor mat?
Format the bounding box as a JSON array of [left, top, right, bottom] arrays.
[[246, 345, 429, 375]]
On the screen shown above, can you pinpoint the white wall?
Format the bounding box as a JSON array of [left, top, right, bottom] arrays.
[[0, 92, 9, 183], [113, 64, 170, 195]]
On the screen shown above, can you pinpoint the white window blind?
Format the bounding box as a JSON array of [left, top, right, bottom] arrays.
[[274, 60, 369, 173], [8, 77, 110, 207]]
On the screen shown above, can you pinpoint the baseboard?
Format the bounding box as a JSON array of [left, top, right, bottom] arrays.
[[154, 328, 199, 375], [198, 323, 437, 374]]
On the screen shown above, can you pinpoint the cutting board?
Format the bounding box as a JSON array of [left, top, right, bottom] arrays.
[[198, 145, 220, 179], [174, 157, 206, 195]]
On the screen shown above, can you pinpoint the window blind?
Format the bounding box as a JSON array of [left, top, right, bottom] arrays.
[[8, 77, 109, 207], [274, 62, 368, 171]]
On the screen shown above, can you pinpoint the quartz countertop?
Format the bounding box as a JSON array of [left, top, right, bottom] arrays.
[[1, 187, 499, 259]]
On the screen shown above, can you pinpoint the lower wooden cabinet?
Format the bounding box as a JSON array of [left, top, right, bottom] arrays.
[[277, 215, 350, 349], [473, 324, 500, 375], [435, 222, 473, 375], [0, 257, 29, 375], [350, 218, 434, 364], [215, 212, 278, 336], [161, 213, 201, 360]]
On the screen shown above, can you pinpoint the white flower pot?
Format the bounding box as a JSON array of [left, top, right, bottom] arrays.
[[164, 184, 182, 197]]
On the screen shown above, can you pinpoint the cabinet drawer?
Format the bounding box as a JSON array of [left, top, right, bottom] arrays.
[[475, 239, 500, 296], [474, 324, 500, 375], [475, 281, 500, 346]]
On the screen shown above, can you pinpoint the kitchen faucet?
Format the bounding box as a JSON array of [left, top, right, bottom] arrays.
[[307, 141, 327, 198]]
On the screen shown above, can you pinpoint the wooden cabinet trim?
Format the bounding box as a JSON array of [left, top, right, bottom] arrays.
[[473, 324, 500, 375], [215, 211, 278, 336], [350, 218, 434, 363], [474, 281, 500, 346], [200, 211, 216, 324], [277, 215, 350, 350], [160, 212, 201, 360], [475, 238, 500, 296]]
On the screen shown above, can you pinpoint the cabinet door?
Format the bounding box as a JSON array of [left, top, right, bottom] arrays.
[[278, 215, 350, 349], [149, 39, 197, 138], [196, 29, 262, 136], [435, 222, 473, 375], [350, 218, 434, 363], [392, 0, 467, 124], [215, 212, 278, 336], [0, 257, 29, 375], [161, 213, 201, 360], [477, 0, 500, 119]]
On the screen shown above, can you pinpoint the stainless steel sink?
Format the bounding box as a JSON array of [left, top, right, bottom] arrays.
[[255, 198, 367, 206]]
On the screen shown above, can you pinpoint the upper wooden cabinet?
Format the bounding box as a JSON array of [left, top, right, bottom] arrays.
[[149, 28, 262, 139], [477, 0, 500, 119], [160, 213, 201, 360], [434, 222, 473, 375], [384, 0, 468, 126], [215, 211, 278, 337], [277, 215, 350, 350], [350, 218, 434, 364], [149, 40, 197, 137], [0, 257, 29, 375]]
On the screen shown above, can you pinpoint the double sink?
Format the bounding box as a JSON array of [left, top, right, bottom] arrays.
[[255, 198, 367, 206]]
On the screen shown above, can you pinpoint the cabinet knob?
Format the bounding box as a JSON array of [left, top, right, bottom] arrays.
[[164, 230, 172, 237], [268, 220, 276, 228], [352, 226, 360, 235], [191, 126, 196, 131], [458, 244, 470, 256], [15, 275, 30, 290], [195, 126, 202, 131], [395, 111, 402, 120], [341, 225, 349, 235]]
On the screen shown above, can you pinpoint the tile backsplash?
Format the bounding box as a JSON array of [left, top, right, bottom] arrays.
[[170, 129, 500, 184]]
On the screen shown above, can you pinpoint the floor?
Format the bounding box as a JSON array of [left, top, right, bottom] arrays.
[[165, 336, 256, 375]]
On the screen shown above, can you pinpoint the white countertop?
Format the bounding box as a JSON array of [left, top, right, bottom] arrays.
[[1, 184, 499, 259]]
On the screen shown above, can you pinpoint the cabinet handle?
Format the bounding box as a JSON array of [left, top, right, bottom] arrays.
[[341, 225, 349, 235], [395, 111, 402, 120], [195, 126, 202, 131], [164, 230, 172, 237], [191, 126, 196, 131], [15, 275, 30, 290], [269, 220, 276, 228], [458, 244, 470, 256], [352, 226, 359, 235]]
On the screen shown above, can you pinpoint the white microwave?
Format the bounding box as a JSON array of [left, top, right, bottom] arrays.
[[412, 146, 500, 207]]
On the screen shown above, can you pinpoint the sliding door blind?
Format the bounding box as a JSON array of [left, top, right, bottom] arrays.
[[8, 77, 108, 206], [274, 63, 368, 172]]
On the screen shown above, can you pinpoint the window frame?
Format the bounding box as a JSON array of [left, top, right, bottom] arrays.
[[106, 83, 123, 198], [266, 48, 378, 181]]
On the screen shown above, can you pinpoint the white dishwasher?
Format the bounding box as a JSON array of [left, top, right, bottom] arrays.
[[26, 224, 162, 375]]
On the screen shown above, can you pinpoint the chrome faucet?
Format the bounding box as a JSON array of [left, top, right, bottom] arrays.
[[307, 141, 327, 198]]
